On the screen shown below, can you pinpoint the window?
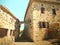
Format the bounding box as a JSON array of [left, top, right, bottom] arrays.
[[10, 30, 12, 36], [41, 7, 45, 13], [46, 22, 49, 28], [42, 22, 45, 28], [39, 22, 49, 28], [41, 4, 45, 13], [29, 19, 31, 23], [52, 9, 56, 15], [0, 28, 8, 38], [28, 19, 31, 23]]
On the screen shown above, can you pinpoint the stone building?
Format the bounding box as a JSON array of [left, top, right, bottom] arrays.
[[0, 5, 20, 41], [23, 0, 60, 42]]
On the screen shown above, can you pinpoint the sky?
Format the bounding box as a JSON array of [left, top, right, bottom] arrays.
[[0, 0, 29, 30]]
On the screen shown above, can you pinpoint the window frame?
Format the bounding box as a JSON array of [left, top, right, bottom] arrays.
[[52, 8, 56, 15], [41, 7, 45, 14], [39, 22, 49, 28]]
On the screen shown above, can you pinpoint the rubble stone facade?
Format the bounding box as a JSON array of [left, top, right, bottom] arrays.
[[0, 5, 20, 41], [23, 0, 60, 42]]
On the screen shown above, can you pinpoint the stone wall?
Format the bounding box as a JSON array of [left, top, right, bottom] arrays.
[[0, 5, 20, 41], [24, 0, 60, 42], [0, 8, 16, 30]]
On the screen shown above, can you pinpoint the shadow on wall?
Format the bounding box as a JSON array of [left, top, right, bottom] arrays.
[[14, 23, 33, 42], [18, 24, 33, 42]]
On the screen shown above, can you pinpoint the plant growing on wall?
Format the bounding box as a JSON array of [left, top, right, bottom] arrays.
[[49, 23, 60, 39], [49, 23, 59, 31]]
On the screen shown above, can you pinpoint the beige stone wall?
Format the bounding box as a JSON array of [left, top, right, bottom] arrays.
[[0, 8, 16, 30], [25, 1, 60, 42], [0, 6, 20, 41], [32, 2, 60, 41], [0, 8, 16, 38]]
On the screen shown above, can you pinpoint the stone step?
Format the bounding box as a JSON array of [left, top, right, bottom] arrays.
[[14, 42, 34, 45], [14, 41, 52, 45]]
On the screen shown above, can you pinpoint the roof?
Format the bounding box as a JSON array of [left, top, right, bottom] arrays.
[[24, 0, 60, 20], [0, 5, 17, 20]]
